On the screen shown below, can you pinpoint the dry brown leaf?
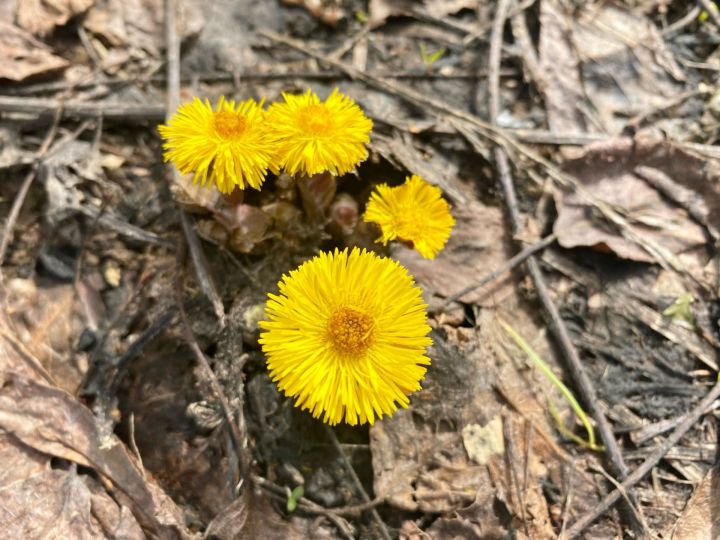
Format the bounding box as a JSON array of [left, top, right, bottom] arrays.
[[5, 278, 87, 393], [554, 130, 713, 275], [0, 21, 68, 81], [83, 0, 204, 59], [539, 1, 684, 135], [0, 434, 49, 488], [16, 0, 94, 37], [391, 201, 513, 305], [281, 0, 344, 25], [0, 375, 191, 539], [668, 465, 720, 540], [371, 306, 560, 524], [0, 469, 145, 539], [205, 490, 318, 540]]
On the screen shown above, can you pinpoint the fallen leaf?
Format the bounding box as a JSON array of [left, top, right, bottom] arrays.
[[0, 470, 127, 539], [392, 201, 514, 305], [668, 465, 720, 540], [539, 1, 685, 135], [83, 0, 204, 60], [281, 0, 344, 25], [554, 130, 712, 275], [462, 416, 504, 466], [17, 0, 94, 37], [0, 375, 191, 538], [205, 490, 317, 540], [368, 0, 413, 27], [0, 21, 68, 81]]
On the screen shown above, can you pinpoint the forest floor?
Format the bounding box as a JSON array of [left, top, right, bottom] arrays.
[[0, 0, 719, 538]]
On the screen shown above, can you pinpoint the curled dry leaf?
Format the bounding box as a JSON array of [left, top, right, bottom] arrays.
[[83, 0, 204, 59], [668, 465, 720, 540], [554, 130, 715, 278], [539, 0, 684, 135], [16, 0, 94, 37], [371, 306, 560, 536], [0, 470, 144, 540], [281, 0, 344, 25], [0, 21, 68, 81], [391, 201, 514, 305], [0, 376, 191, 539]]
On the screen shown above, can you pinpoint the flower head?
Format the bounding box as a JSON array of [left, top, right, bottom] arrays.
[[259, 248, 431, 425], [267, 88, 372, 177], [364, 174, 455, 259], [159, 96, 276, 194]]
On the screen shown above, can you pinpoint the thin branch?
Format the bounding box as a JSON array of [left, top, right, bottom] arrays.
[[164, 0, 225, 327], [485, 1, 643, 534], [324, 426, 392, 540], [566, 380, 720, 537], [0, 108, 62, 273], [441, 233, 557, 308]]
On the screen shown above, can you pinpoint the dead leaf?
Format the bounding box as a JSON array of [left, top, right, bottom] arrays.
[[5, 278, 87, 393], [281, 0, 344, 25], [371, 307, 560, 518], [0, 21, 68, 81], [17, 0, 94, 37], [0, 375, 191, 538], [424, 0, 476, 18], [0, 470, 128, 539], [392, 201, 514, 305], [83, 0, 204, 60], [462, 416, 504, 466], [205, 490, 317, 540], [668, 465, 720, 540], [539, 1, 685, 135], [368, 0, 413, 27], [0, 433, 49, 487], [554, 130, 713, 276]]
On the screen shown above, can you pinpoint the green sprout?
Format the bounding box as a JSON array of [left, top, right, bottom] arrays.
[[420, 43, 446, 68], [499, 318, 603, 452], [287, 485, 304, 513], [662, 292, 695, 325]]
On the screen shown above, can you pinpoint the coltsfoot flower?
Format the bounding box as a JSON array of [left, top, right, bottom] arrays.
[[159, 96, 276, 194], [267, 88, 372, 177], [259, 247, 431, 425], [364, 174, 455, 259]]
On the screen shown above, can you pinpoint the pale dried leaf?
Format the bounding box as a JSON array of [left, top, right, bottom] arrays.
[[83, 0, 204, 58], [0, 376, 191, 538], [17, 0, 94, 37], [462, 416, 504, 466], [0, 21, 68, 81], [0, 434, 49, 488], [539, 1, 685, 135], [554, 130, 712, 275], [281, 0, 344, 25], [669, 466, 720, 540], [205, 490, 316, 540]]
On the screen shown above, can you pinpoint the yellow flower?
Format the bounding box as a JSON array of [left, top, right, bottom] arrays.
[[159, 96, 275, 194], [259, 248, 431, 426], [267, 88, 372, 177], [364, 174, 455, 259]]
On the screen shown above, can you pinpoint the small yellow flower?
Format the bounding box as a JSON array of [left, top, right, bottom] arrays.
[[159, 96, 275, 194], [267, 88, 372, 177], [259, 247, 431, 426], [364, 175, 455, 259]]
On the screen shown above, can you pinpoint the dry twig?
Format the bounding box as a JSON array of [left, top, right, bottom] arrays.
[[485, 2, 644, 534], [566, 379, 720, 537]]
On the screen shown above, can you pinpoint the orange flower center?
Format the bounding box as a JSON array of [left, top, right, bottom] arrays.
[[297, 104, 334, 136], [213, 110, 247, 139], [327, 306, 375, 355]]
